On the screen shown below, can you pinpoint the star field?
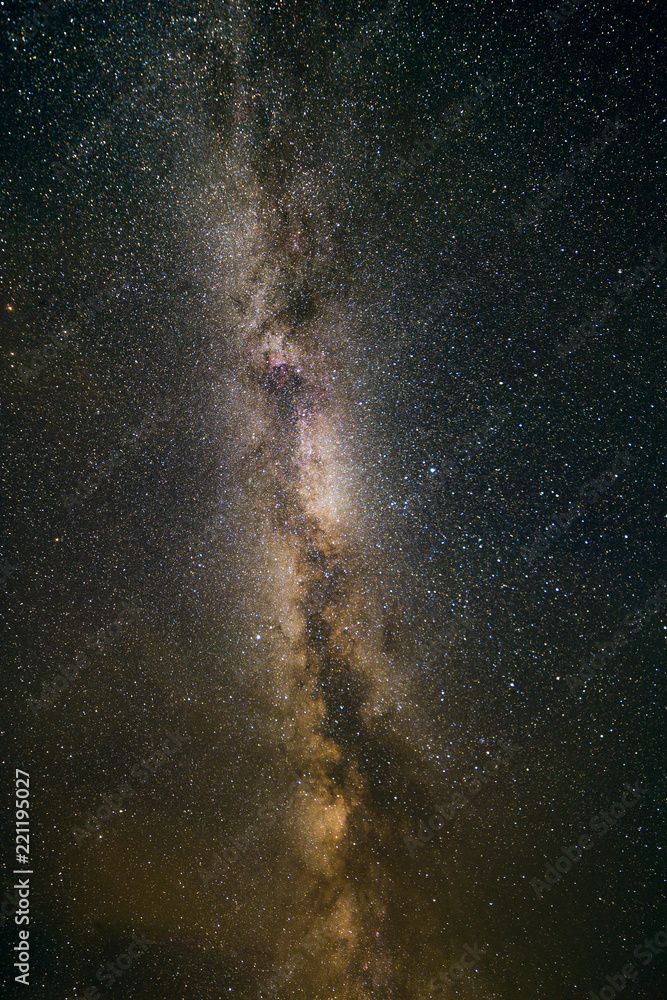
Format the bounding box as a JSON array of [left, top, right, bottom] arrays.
[[1, 2, 666, 999]]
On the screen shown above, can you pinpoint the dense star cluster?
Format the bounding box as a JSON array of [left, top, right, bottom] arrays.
[[1, 2, 665, 999]]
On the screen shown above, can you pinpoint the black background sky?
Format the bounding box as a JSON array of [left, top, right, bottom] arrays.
[[1, 1, 666, 999]]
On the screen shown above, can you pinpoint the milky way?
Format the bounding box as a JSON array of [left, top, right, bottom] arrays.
[[186, 103, 464, 995], [2, 3, 666, 1000]]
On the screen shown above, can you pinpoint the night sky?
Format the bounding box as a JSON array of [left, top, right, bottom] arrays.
[[1, 2, 666, 999]]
